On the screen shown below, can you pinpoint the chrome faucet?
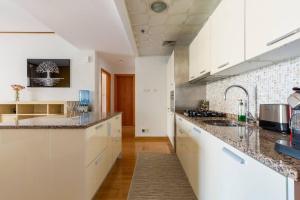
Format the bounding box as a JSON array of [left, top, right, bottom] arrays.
[[224, 85, 256, 123]]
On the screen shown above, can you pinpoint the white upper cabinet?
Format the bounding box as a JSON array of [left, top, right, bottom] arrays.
[[166, 51, 175, 89], [169, 51, 175, 87], [189, 21, 211, 81], [210, 0, 245, 74], [246, 0, 300, 60]]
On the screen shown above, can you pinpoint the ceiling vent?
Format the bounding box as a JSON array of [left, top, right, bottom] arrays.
[[162, 41, 176, 47]]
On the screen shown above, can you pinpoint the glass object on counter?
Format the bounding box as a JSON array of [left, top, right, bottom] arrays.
[[238, 99, 246, 122], [79, 90, 90, 106]]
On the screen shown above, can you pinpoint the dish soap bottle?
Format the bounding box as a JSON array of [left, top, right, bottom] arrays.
[[238, 99, 246, 122]]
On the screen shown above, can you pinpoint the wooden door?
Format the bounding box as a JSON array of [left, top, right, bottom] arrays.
[[101, 69, 111, 113], [114, 75, 135, 126]]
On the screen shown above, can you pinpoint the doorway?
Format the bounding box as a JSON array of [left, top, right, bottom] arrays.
[[101, 69, 111, 113], [114, 74, 135, 136]]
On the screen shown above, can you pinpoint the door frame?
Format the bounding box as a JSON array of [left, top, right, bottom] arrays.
[[101, 68, 111, 113], [114, 74, 135, 126]]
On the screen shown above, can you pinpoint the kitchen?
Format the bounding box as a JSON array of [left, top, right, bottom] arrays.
[[1, 0, 300, 200], [166, 0, 300, 199]]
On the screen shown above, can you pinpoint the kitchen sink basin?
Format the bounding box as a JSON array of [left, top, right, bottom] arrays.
[[202, 119, 245, 127]]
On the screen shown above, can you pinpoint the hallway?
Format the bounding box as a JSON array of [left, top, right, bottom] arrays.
[[93, 128, 172, 200]]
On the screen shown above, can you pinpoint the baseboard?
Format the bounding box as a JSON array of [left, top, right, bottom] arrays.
[[134, 136, 169, 142]]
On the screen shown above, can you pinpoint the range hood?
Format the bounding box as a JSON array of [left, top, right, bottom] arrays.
[[173, 45, 229, 86], [188, 71, 211, 84]]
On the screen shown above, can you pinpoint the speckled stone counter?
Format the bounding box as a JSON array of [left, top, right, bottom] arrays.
[[0, 112, 121, 129], [176, 112, 300, 181]]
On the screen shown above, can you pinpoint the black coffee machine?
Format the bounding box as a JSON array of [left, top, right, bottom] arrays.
[[275, 87, 300, 159]]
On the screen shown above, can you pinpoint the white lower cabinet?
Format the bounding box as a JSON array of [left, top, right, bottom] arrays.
[[85, 152, 108, 200], [85, 122, 108, 166], [176, 116, 289, 200], [216, 143, 287, 200], [111, 115, 122, 161], [85, 114, 122, 200], [0, 114, 122, 200]]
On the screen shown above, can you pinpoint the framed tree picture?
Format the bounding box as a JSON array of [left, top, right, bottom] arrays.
[[27, 59, 71, 87]]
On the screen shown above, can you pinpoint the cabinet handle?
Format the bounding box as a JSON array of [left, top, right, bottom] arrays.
[[267, 27, 300, 46], [193, 127, 201, 134], [95, 124, 103, 130], [222, 147, 245, 164], [217, 62, 229, 69], [115, 116, 120, 120], [95, 154, 104, 165], [199, 70, 206, 74]]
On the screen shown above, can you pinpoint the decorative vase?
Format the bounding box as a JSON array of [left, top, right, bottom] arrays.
[[11, 84, 25, 102], [15, 90, 20, 102]]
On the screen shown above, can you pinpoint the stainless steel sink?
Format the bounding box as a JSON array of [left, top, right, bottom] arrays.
[[203, 119, 245, 127]]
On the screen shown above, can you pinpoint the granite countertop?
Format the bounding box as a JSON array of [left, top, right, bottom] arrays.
[[176, 112, 300, 182], [0, 112, 121, 129]]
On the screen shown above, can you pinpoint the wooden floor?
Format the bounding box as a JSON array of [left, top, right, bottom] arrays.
[[93, 127, 172, 200]]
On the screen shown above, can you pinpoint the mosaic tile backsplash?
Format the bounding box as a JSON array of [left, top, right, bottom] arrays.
[[206, 57, 300, 116]]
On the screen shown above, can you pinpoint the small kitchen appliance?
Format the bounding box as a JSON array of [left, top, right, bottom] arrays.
[[275, 87, 300, 159], [259, 104, 290, 133]]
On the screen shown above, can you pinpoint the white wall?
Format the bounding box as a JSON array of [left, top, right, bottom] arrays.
[[135, 56, 169, 137], [113, 65, 135, 74], [0, 34, 97, 104]]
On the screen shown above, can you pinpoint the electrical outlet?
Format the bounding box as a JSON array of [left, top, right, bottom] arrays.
[[141, 128, 149, 133]]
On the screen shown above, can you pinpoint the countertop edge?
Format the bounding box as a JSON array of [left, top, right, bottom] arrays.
[[0, 112, 122, 129], [175, 112, 300, 182]]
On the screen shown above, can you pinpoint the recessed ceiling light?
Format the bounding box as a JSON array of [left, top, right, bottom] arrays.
[[151, 1, 167, 13]]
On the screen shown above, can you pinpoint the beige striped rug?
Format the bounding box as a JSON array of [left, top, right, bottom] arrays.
[[127, 153, 197, 200]]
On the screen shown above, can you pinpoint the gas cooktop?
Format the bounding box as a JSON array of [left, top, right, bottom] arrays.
[[183, 110, 226, 118]]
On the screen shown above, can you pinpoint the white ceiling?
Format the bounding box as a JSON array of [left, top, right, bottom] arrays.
[[0, 0, 51, 32], [125, 0, 221, 56], [10, 0, 137, 56], [97, 52, 135, 69], [1, 0, 220, 68]]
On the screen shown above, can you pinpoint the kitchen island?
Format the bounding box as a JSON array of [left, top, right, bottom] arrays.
[[0, 112, 122, 200], [176, 112, 300, 200]]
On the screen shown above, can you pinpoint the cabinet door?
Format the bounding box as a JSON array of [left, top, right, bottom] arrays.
[[211, 0, 245, 74], [175, 117, 183, 163], [216, 142, 287, 200], [166, 51, 175, 89], [85, 122, 108, 166], [187, 126, 202, 198], [167, 111, 175, 147], [246, 0, 300, 60], [112, 115, 122, 161], [169, 51, 175, 87], [189, 20, 211, 81], [85, 150, 108, 200], [189, 33, 201, 81], [175, 116, 191, 174]]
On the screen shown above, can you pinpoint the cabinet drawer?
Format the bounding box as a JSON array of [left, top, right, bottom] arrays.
[[85, 152, 107, 200], [113, 115, 122, 137], [85, 122, 108, 166]]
